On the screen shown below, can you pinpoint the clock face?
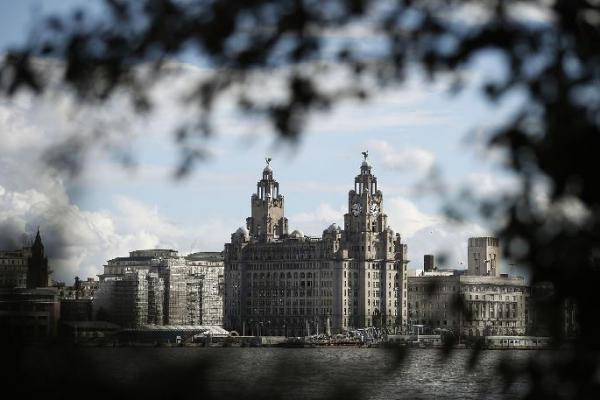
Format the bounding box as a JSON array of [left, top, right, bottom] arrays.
[[351, 203, 362, 217], [370, 203, 380, 215]]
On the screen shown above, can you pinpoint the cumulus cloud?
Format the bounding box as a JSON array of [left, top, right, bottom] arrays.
[[291, 203, 346, 236], [405, 220, 488, 271], [0, 79, 234, 283], [385, 196, 440, 237], [383, 194, 489, 270], [366, 139, 435, 174], [287, 194, 491, 273], [0, 179, 231, 282], [462, 172, 520, 199]]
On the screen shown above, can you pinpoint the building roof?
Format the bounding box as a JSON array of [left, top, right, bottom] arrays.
[[185, 252, 224, 262], [408, 273, 527, 286]]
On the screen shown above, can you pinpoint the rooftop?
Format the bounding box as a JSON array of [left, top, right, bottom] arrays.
[[185, 252, 224, 262]]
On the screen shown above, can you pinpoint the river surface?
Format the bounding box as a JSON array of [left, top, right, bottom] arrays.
[[47, 347, 543, 400]]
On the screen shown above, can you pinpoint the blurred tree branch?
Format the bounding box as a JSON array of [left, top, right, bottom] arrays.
[[2, 0, 600, 398]]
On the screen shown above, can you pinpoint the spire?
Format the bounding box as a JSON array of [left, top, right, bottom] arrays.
[[34, 227, 41, 241], [27, 227, 49, 288], [32, 227, 44, 251]]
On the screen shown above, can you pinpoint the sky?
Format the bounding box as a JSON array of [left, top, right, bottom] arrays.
[[0, 1, 530, 282]]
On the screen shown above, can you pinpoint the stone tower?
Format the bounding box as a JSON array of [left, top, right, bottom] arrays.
[[224, 154, 408, 335], [344, 151, 388, 240], [340, 151, 405, 329], [26, 229, 49, 288], [246, 158, 288, 242], [467, 236, 500, 276]]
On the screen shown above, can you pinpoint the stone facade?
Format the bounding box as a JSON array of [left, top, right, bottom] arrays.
[[0, 248, 28, 288], [468, 236, 501, 276], [408, 261, 530, 337], [224, 156, 408, 336], [94, 249, 224, 328], [0, 230, 49, 289]]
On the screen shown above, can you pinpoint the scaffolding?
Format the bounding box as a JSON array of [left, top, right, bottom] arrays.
[[94, 252, 224, 328]]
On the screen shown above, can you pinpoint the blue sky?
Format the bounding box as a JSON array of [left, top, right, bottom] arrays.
[[0, 1, 529, 281]]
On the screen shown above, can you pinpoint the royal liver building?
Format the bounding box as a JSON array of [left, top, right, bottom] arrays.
[[224, 154, 408, 336]]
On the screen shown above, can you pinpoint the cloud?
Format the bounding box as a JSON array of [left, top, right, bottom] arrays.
[[286, 194, 491, 273], [291, 203, 346, 236], [462, 172, 520, 199], [405, 220, 488, 271], [0, 84, 234, 283], [0, 179, 231, 282], [367, 139, 435, 174], [308, 95, 452, 136], [449, 1, 555, 26], [385, 196, 441, 237], [382, 194, 493, 271], [287, 180, 348, 194]]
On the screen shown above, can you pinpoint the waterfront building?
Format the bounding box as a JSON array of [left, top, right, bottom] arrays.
[[0, 231, 56, 341], [0, 287, 60, 340], [94, 250, 224, 328], [0, 229, 49, 289], [54, 277, 99, 300], [408, 242, 529, 337], [60, 299, 93, 322], [408, 273, 529, 337], [224, 155, 409, 336], [0, 248, 28, 288]]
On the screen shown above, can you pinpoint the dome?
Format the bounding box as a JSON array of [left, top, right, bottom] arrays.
[[290, 229, 304, 238], [326, 223, 341, 232], [234, 226, 249, 239]]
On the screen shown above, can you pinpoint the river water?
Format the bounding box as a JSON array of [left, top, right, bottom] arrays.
[[53, 347, 540, 400]]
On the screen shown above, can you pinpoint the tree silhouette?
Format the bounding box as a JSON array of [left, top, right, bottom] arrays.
[[2, 0, 600, 399]]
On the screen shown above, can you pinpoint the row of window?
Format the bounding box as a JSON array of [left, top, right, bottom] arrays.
[[0, 259, 25, 265]]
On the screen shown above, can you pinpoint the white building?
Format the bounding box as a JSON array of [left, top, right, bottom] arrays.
[[94, 250, 224, 328]]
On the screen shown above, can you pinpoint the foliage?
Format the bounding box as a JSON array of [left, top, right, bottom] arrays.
[[2, 0, 600, 398]]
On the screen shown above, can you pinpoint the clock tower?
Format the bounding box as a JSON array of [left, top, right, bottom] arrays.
[[339, 151, 405, 330], [344, 151, 388, 238], [246, 158, 288, 242]]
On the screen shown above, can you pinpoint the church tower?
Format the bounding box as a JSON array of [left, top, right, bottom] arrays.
[[246, 158, 288, 242], [26, 229, 49, 288]]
